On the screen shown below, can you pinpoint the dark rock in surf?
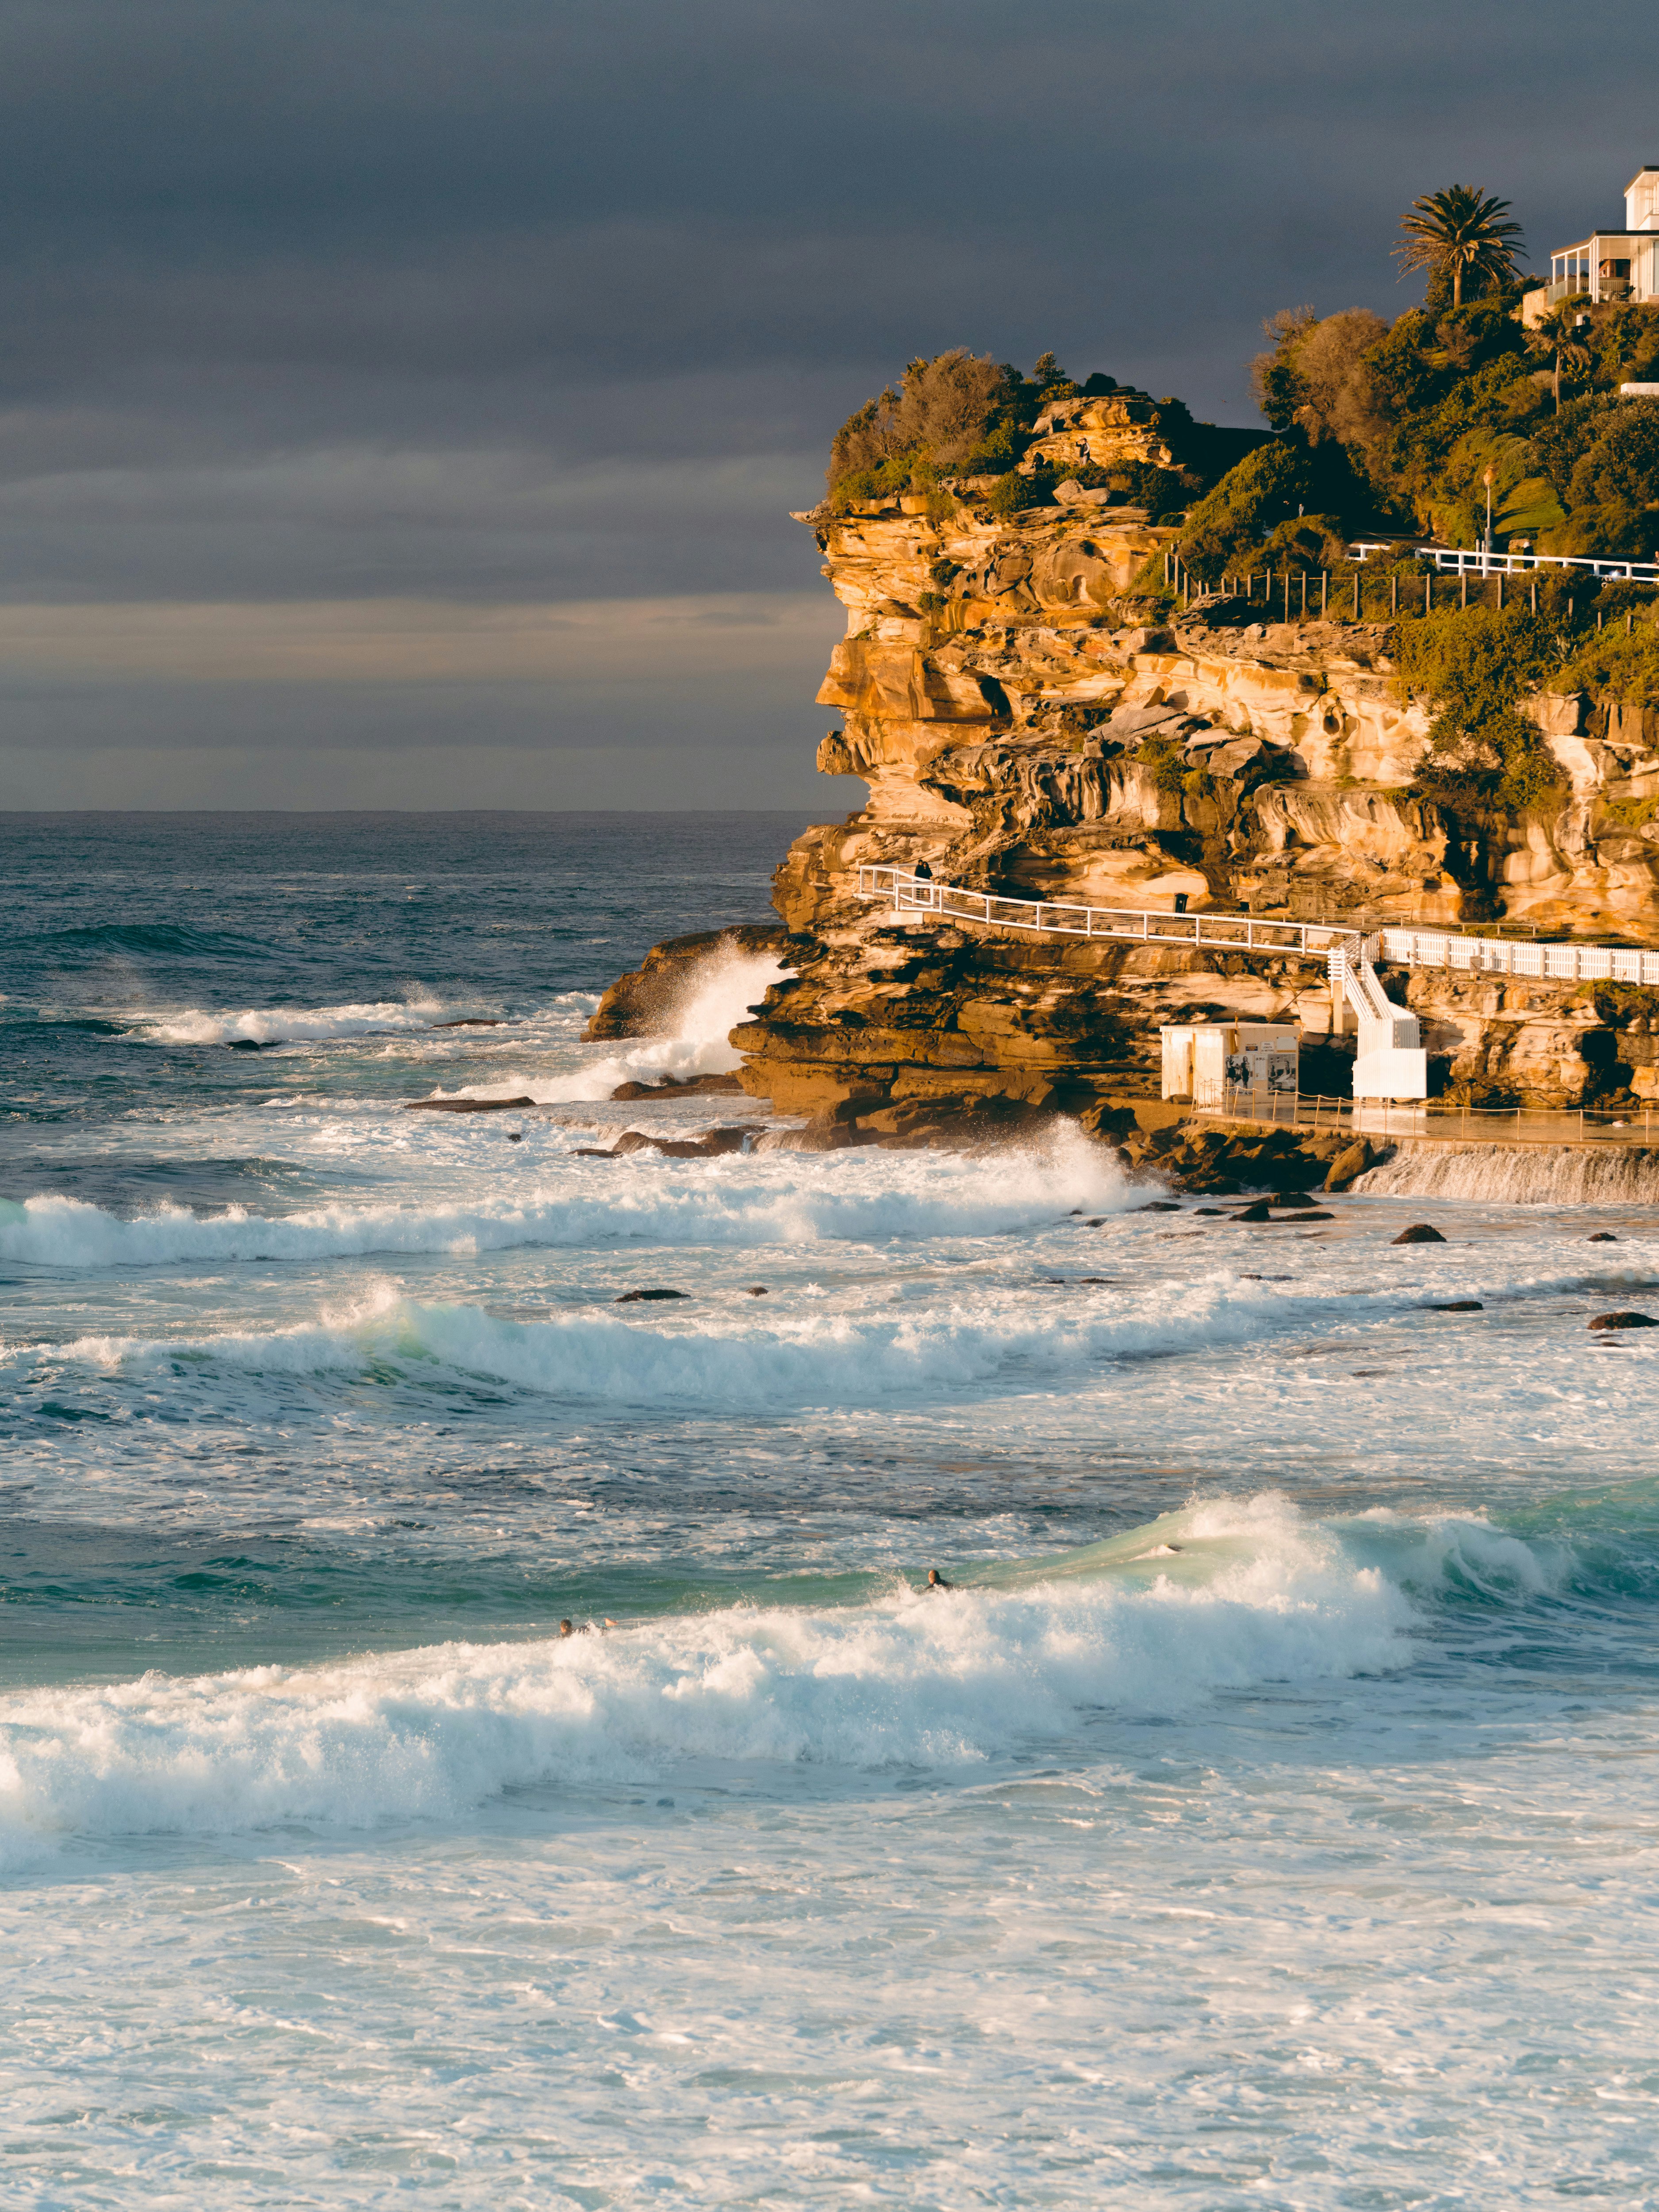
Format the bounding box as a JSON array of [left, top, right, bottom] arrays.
[[1392, 1224, 1446, 1244], [616, 1288, 690, 1303], [1429, 1300, 1483, 1312], [1588, 1310, 1658, 1330], [611, 1072, 745, 1099], [1232, 1202, 1272, 1222], [1135, 1200, 1182, 1214], [1324, 1139, 1375, 1191], [1588, 1232, 1618, 1243], [405, 1094, 534, 1112]]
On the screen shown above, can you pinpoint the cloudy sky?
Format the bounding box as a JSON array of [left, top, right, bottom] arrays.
[[4, 0, 1653, 808]]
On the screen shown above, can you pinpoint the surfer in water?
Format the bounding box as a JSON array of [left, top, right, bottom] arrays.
[[926, 1568, 953, 1590]]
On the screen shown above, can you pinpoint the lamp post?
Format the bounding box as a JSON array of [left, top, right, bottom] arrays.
[[1482, 466, 1494, 575]]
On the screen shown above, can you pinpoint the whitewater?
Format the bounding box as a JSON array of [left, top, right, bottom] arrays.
[[4, 814, 1659, 2210]]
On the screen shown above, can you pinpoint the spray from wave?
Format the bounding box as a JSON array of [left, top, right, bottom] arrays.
[[425, 945, 787, 1105], [135, 995, 500, 1046], [0, 1495, 1439, 1866]]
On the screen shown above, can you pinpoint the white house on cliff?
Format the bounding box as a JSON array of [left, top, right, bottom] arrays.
[[1530, 167, 1659, 311]]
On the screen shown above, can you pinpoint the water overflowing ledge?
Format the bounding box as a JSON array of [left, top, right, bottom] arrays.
[[1355, 1141, 1659, 1203]]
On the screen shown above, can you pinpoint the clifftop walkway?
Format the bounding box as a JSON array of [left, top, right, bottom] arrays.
[[856, 867, 1659, 988]]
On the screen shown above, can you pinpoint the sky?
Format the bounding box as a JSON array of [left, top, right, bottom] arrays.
[[3, 0, 1655, 810]]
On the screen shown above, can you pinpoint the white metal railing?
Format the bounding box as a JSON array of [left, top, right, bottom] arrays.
[[856, 867, 1366, 955], [859, 868, 1659, 985], [1376, 927, 1659, 987], [1349, 538, 1659, 584], [1207, 1089, 1659, 1146]]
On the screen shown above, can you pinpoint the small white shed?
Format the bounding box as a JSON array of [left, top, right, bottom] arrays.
[[1161, 1022, 1300, 1111]]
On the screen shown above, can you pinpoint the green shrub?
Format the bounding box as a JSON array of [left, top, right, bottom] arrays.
[[987, 465, 1053, 519], [1394, 606, 1563, 813], [1137, 730, 1189, 798], [1560, 621, 1659, 707]]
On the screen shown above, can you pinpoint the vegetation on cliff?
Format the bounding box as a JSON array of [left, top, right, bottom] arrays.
[[826, 351, 1250, 521]]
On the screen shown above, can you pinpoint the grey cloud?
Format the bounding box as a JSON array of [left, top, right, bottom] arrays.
[[4, 0, 1655, 803]]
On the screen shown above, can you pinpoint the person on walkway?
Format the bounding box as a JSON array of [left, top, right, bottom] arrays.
[[912, 859, 933, 880]]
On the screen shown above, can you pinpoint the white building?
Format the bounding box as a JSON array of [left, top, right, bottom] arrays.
[[1536, 167, 1659, 310], [1161, 1023, 1299, 1113]]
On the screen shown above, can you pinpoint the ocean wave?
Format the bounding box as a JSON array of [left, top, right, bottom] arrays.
[[138, 996, 486, 1046], [0, 1136, 1128, 1267], [424, 947, 785, 1103], [0, 1496, 1423, 1864]]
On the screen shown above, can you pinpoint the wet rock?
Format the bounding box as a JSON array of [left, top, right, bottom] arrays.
[[1233, 1202, 1272, 1221], [744, 1286, 769, 1296], [572, 1148, 614, 1159], [1324, 1140, 1375, 1192], [1588, 1310, 1659, 1329], [506, 1133, 522, 1142], [585, 924, 788, 1040], [1392, 1224, 1446, 1244], [650, 1126, 762, 1159], [405, 1094, 534, 1112], [611, 1072, 745, 1100], [226, 1038, 278, 1051], [1588, 1232, 1619, 1243], [616, 1287, 690, 1303], [1429, 1300, 1484, 1312], [1135, 1200, 1182, 1214], [430, 1017, 503, 1029], [1271, 1190, 1318, 1208]]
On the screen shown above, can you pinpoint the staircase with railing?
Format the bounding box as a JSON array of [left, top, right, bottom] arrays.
[[849, 866, 1659, 1103]]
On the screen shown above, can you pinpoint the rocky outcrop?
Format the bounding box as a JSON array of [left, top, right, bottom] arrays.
[[585, 924, 787, 1039], [597, 434, 1659, 1120]]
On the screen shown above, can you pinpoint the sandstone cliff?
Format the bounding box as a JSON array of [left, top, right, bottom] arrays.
[[728, 393, 1659, 1120]]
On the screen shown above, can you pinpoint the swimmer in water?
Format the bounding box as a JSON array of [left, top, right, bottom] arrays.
[[559, 1619, 574, 1636], [926, 1568, 953, 1590]]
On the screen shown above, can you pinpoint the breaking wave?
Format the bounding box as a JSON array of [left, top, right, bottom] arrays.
[[426, 946, 786, 1104], [0, 1134, 1128, 1267], [0, 1495, 1440, 1865], [138, 996, 490, 1046]]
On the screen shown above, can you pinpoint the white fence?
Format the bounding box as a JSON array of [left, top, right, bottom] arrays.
[[1210, 1090, 1659, 1147], [858, 867, 1659, 986], [1349, 538, 1659, 585], [1376, 928, 1659, 987]]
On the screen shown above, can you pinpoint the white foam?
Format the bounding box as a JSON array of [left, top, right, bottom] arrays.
[[424, 947, 786, 1104], [0, 1497, 1423, 1866], [139, 996, 487, 1046], [0, 1129, 1126, 1268], [1357, 1142, 1659, 1204]]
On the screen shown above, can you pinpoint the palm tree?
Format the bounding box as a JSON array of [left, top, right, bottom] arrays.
[[1526, 306, 1591, 412], [1396, 186, 1526, 308]]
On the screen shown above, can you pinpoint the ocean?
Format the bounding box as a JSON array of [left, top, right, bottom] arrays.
[[3, 810, 1657, 2208]]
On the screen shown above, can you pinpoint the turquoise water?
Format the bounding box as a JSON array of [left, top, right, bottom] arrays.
[[3, 813, 1658, 2207]]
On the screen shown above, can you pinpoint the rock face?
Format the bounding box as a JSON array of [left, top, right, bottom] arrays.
[[586, 924, 787, 1041], [603, 458, 1659, 1120]]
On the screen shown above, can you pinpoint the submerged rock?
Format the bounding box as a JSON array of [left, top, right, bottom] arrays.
[[1392, 1223, 1446, 1244], [616, 1288, 690, 1303]]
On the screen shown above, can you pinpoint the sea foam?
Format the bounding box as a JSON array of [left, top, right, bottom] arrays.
[[0, 1132, 1130, 1268], [0, 1497, 1427, 1866]]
